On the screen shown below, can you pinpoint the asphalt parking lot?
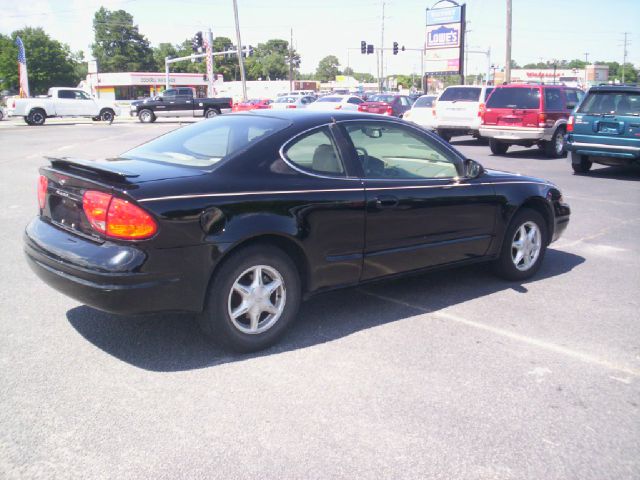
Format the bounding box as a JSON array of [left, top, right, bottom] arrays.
[[1, 117, 639, 479]]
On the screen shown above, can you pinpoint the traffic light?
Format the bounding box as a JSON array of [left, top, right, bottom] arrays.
[[361, 41, 366, 54], [393, 42, 399, 55], [192, 31, 203, 53], [367, 44, 374, 55]]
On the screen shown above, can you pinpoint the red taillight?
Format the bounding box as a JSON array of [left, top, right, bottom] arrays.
[[567, 115, 574, 132], [386, 106, 393, 115], [358, 105, 365, 111], [82, 190, 157, 240], [538, 113, 547, 127], [478, 102, 485, 118], [37, 175, 48, 210], [286, 104, 297, 109], [334, 104, 342, 110]]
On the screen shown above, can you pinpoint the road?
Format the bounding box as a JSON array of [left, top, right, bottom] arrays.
[[1, 118, 639, 479]]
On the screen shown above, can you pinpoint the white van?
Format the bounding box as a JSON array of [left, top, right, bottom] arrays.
[[433, 85, 494, 142]]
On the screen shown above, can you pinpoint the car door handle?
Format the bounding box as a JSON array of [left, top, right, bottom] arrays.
[[375, 195, 399, 209]]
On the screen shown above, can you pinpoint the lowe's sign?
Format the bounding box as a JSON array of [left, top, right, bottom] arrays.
[[425, 3, 465, 75], [426, 24, 460, 49]]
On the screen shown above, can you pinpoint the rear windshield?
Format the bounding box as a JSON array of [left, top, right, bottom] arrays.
[[370, 95, 396, 103], [317, 97, 342, 103], [439, 87, 481, 102], [121, 115, 290, 168], [577, 91, 640, 115], [486, 87, 541, 109], [484, 88, 494, 100], [413, 96, 435, 107], [275, 97, 297, 104]]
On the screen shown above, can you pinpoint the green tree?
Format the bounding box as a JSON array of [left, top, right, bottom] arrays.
[[352, 72, 375, 83], [0, 27, 82, 95], [91, 7, 155, 72], [244, 39, 299, 81], [596, 61, 638, 83], [343, 66, 354, 76], [316, 55, 340, 82]]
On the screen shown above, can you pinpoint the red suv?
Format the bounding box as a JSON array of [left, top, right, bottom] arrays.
[[479, 84, 583, 157]]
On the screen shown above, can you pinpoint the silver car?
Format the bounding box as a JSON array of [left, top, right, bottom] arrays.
[[269, 96, 316, 110]]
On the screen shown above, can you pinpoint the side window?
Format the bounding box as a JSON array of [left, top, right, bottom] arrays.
[[284, 127, 345, 176], [348, 97, 363, 104], [544, 89, 564, 111], [400, 97, 411, 107], [484, 88, 494, 100], [163, 89, 177, 98], [565, 90, 580, 107], [58, 90, 75, 99], [74, 91, 90, 100], [342, 122, 459, 179]]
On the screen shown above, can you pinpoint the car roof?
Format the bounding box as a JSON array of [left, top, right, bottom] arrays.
[[237, 109, 405, 127], [588, 85, 639, 93]]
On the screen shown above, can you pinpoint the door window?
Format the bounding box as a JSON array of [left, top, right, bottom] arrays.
[[342, 122, 459, 179], [400, 97, 412, 107], [57, 90, 75, 99], [544, 89, 564, 111], [284, 127, 345, 176], [348, 97, 363, 104]]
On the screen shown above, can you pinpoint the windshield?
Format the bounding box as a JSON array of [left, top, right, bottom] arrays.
[[122, 115, 290, 168], [486, 87, 541, 109], [370, 95, 395, 103], [439, 87, 481, 102], [413, 96, 435, 108], [275, 97, 297, 104], [577, 91, 640, 115], [317, 97, 342, 103]]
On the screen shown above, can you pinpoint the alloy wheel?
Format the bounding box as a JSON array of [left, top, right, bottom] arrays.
[[511, 221, 542, 271], [227, 265, 286, 334]]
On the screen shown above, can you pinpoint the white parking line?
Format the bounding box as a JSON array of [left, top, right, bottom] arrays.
[[553, 218, 639, 249], [359, 289, 640, 377]]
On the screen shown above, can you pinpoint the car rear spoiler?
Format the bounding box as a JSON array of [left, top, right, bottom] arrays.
[[46, 156, 140, 182]]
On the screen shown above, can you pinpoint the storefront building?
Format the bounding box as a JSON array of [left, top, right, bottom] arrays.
[[80, 72, 223, 102]]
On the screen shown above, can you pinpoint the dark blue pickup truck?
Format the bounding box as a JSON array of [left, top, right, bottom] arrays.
[[130, 87, 233, 123]]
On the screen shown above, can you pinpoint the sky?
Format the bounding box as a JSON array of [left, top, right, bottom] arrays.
[[1, 0, 639, 77]]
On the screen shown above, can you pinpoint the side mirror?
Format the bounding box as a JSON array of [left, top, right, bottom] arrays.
[[464, 158, 484, 178], [566, 103, 576, 110]]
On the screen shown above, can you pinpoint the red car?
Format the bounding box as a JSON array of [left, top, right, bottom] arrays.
[[232, 99, 273, 112], [357, 94, 413, 118], [479, 84, 583, 157]]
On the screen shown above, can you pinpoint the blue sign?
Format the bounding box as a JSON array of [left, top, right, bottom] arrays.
[[427, 24, 460, 48], [426, 6, 461, 25]]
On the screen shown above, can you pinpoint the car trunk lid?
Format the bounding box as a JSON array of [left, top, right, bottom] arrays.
[[39, 156, 206, 242], [483, 87, 542, 127], [358, 101, 391, 114]]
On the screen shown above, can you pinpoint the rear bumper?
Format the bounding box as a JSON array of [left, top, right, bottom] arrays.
[[24, 218, 215, 314], [566, 138, 640, 163], [479, 126, 552, 142], [434, 118, 482, 132]]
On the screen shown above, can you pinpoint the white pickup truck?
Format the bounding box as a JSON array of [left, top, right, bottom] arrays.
[[7, 87, 120, 126]]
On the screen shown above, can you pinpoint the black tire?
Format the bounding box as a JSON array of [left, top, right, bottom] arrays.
[[437, 129, 452, 142], [205, 108, 220, 119], [138, 109, 155, 123], [27, 109, 46, 126], [489, 139, 509, 155], [23, 116, 33, 125], [543, 127, 566, 158], [99, 108, 115, 123], [571, 152, 592, 174], [91, 116, 100, 121], [0, 110, 4, 121], [198, 244, 302, 353], [493, 208, 548, 281]]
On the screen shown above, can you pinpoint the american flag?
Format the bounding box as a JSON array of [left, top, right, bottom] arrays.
[[15, 36, 30, 98]]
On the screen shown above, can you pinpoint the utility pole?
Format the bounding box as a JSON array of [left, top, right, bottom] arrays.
[[584, 52, 589, 87], [380, 0, 385, 92], [505, 0, 512, 83], [289, 28, 294, 92], [232, 0, 247, 101], [464, 21, 472, 85], [622, 32, 629, 83], [206, 29, 215, 97]]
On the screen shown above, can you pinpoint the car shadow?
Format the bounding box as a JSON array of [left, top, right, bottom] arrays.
[[577, 165, 640, 182], [449, 138, 486, 147], [67, 248, 585, 372]]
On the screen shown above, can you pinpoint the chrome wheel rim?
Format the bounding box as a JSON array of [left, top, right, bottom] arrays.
[[555, 132, 564, 154], [140, 111, 151, 122], [102, 111, 113, 121], [206, 110, 217, 118], [227, 265, 286, 334], [32, 112, 44, 124], [511, 221, 542, 271]]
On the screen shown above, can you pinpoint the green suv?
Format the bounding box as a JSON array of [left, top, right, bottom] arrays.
[[566, 85, 640, 173]]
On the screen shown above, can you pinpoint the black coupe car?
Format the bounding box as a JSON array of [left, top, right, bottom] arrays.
[[25, 111, 570, 352]]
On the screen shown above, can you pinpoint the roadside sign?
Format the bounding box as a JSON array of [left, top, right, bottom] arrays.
[[425, 3, 466, 76]]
